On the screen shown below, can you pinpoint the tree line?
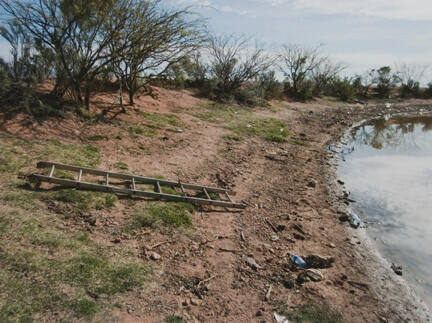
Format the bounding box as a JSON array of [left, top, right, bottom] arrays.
[[0, 0, 431, 118]]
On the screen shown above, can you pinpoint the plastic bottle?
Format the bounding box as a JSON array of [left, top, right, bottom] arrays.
[[350, 212, 361, 228], [290, 254, 307, 269], [327, 145, 338, 153]]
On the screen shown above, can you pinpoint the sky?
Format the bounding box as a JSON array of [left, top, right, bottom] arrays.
[[1, 0, 431, 81], [169, 0, 432, 82]]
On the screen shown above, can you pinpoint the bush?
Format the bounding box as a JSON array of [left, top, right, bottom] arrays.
[[425, 83, 432, 99], [285, 79, 315, 101], [400, 79, 421, 98], [328, 78, 356, 101], [258, 71, 284, 100]]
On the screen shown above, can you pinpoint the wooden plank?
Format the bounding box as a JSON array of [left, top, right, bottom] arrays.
[[48, 165, 55, 177], [29, 174, 247, 209], [203, 188, 211, 200], [180, 183, 186, 196], [225, 192, 233, 202], [37, 161, 232, 194]]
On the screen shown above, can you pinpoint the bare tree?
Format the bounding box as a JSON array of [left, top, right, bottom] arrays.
[[278, 44, 326, 99], [395, 63, 428, 86], [207, 33, 273, 100], [310, 58, 345, 96], [0, 0, 136, 113], [110, 2, 204, 107]]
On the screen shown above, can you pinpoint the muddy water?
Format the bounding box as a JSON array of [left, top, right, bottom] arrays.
[[338, 114, 432, 308]]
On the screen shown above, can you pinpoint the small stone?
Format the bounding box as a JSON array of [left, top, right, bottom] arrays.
[[182, 299, 189, 307], [246, 257, 261, 270], [329, 243, 336, 248], [307, 179, 317, 188], [113, 238, 121, 244], [271, 235, 279, 241], [277, 224, 286, 232], [391, 263, 403, 276], [303, 255, 334, 269], [190, 298, 201, 306], [305, 269, 324, 282], [338, 214, 349, 222], [293, 233, 305, 240], [282, 279, 294, 289], [337, 179, 345, 185], [150, 252, 161, 261], [256, 310, 263, 317]]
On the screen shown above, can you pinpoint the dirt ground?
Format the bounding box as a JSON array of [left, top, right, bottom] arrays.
[[1, 88, 432, 322]]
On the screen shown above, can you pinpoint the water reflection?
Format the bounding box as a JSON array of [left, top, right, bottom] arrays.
[[339, 113, 432, 308], [350, 115, 432, 150]]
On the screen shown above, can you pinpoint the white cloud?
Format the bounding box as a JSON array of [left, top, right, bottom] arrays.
[[177, 0, 250, 16], [259, 0, 432, 21]]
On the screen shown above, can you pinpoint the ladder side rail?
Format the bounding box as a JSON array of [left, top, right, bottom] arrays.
[[37, 161, 232, 194], [29, 174, 246, 209]]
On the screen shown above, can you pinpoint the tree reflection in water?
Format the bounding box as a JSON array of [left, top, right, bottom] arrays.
[[350, 115, 432, 150]]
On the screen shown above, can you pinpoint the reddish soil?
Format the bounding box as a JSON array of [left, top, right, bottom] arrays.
[[2, 88, 432, 322]]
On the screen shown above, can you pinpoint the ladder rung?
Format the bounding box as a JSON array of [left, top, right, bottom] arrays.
[[156, 181, 162, 193], [105, 174, 109, 186], [132, 177, 136, 190], [49, 165, 55, 177], [203, 188, 211, 200], [179, 182, 187, 196], [77, 169, 83, 182], [225, 191, 232, 202]]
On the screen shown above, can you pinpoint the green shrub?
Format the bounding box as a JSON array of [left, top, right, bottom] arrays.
[[328, 78, 356, 101], [286, 304, 343, 323], [130, 202, 194, 230], [230, 117, 289, 143], [285, 79, 315, 101], [114, 162, 128, 170], [400, 79, 421, 98]]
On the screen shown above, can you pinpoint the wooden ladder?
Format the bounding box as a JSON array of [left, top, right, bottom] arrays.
[[29, 161, 246, 209]]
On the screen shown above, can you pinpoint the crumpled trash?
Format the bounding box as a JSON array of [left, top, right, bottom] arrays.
[[274, 312, 289, 323], [177, 129, 184, 133], [385, 102, 392, 108]]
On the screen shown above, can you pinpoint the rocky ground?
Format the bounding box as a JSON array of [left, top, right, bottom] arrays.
[[1, 88, 432, 322]]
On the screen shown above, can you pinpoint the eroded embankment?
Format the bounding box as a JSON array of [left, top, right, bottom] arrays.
[[1, 90, 432, 322]]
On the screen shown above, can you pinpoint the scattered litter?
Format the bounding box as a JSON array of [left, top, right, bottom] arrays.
[[350, 212, 361, 228], [177, 129, 184, 133], [385, 102, 392, 108], [290, 254, 307, 269], [274, 312, 289, 323], [234, 111, 239, 114], [247, 124, 252, 128], [280, 128, 284, 132], [327, 145, 338, 153]]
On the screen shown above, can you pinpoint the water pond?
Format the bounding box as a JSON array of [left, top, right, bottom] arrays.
[[338, 114, 432, 308]]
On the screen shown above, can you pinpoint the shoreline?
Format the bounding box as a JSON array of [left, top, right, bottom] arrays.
[[326, 108, 432, 322]]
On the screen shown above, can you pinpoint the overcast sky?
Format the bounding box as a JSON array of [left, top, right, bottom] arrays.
[[1, 0, 431, 81], [170, 0, 432, 82]]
